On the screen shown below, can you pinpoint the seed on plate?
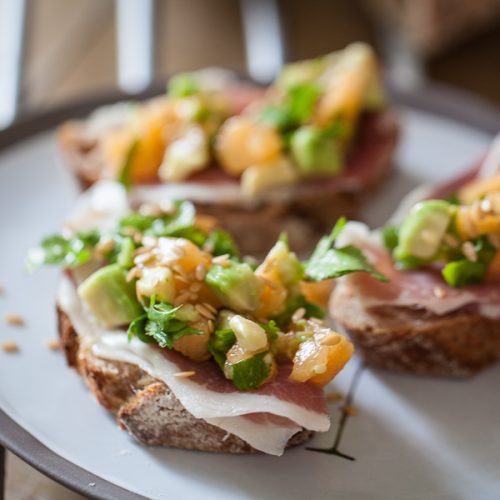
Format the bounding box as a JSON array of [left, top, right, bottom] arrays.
[[207, 319, 214, 333], [1, 341, 19, 353], [190, 282, 202, 293], [0, 284, 5, 296], [96, 238, 115, 254], [326, 391, 343, 403], [340, 405, 359, 416], [4, 313, 25, 326], [173, 371, 196, 378], [212, 254, 230, 266], [45, 338, 61, 350], [443, 234, 459, 248]]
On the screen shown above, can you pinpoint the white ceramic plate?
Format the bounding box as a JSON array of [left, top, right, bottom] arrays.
[[1, 94, 499, 500]]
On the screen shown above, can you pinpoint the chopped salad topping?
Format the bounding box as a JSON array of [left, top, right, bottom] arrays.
[[87, 43, 386, 198], [29, 202, 385, 390], [382, 175, 500, 287]]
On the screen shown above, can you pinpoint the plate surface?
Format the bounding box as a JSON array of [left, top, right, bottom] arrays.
[[1, 94, 500, 500]]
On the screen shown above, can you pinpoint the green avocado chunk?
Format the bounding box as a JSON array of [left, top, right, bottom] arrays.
[[205, 262, 262, 313], [77, 264, 143, 328], [394, 200, 451, 261], [290, 126, 341, 176]]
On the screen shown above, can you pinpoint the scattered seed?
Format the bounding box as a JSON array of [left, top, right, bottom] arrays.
[[326, 391, 343, 403], [443, 234, 459, 248], [203, 242, 215, 254], [433, 286, 447, 299], [0, 284, 4, 296], [134, 252, 154, 264], [340, 405, 358, 416], [173, 371, 196, 378], [195, 303, 215, 320], [96, 238, 115, 254], [1, 341, 19, 353], [4, 313, 24, 326], [212, 254, 230, 266], [462, 241, 478, 262], [159, 200, 175, 214], [203, 302, 217, 315], [292, 308, 306, 323], [195, 263, 206, 281], [139, 203, 162, 217], [207, 319, 214, 333], [189, 282, 202, 293], [126, 267, 140, 282], [45, 338, 61, 350]]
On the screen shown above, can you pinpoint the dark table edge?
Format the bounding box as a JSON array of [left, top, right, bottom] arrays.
[[0, 81, 499, 499]]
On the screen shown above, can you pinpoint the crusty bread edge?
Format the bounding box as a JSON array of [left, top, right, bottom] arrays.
[[330, 285, 500, 377], [56, 306, 313, 453]]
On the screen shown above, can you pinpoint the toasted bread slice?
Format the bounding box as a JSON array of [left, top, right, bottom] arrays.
[[57, 306, 313, 452], [331, 284, 500, 377]]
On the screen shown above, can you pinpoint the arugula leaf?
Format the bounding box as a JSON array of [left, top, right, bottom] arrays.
[[230, 352, 271, 391], [305, 218, 387, 282], [118, 140, 139, 190], [208, 328, 236, 370], [26, 230, 100, 271]]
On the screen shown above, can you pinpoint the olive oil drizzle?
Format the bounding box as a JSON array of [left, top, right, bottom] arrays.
[[307, 362, 365, 460]]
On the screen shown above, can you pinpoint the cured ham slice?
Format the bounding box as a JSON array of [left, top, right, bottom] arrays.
[[57, 276, 330, 456], [336, 239, 500, 318]]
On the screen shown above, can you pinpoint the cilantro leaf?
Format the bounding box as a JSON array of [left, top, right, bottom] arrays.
[[204, 228, 240, 257], [305, 218, 387, 282], [26, 230, 100, 271], [230, 352, 271, 391], [128, 299, 203, 349]]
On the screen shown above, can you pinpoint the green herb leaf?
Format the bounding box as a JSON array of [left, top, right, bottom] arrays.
[[305, 218, 387, 282], [118, 140, 139, 191], [208, 328, 236, 370], [230, 352, 271, 391], [261, 320, 280, 341], [382, 225, 399, 252], [442, 260, 487, 287], [26, 230, 100, 271], [204, 228, 240, 257], [273, 293, 325, 326], [129, 299, 203, 349], [168, 73, 200, 97]]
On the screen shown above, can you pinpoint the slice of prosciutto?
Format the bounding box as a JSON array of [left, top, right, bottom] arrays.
[[334, 142, 500, 319], [57, 276, 330, 456], [335, 237, 500, 318]]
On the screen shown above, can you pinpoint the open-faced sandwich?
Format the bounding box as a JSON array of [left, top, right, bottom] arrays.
[[28, 181, 385, 455], [331, 137, 500, 377], [58, 43, 398, 256]]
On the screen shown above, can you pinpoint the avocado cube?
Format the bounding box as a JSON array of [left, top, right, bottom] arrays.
[[78, 264, 143, 328], [290, 126, 341, 176], [205, 262, 262, 313]]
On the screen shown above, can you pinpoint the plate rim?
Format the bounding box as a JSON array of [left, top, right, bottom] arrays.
[[0, 81, 499, 499]]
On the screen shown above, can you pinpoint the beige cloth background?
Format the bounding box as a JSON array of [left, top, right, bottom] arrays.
[[5, 0, 500, 498]]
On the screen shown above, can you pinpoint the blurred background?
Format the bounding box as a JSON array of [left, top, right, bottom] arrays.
[[1, 0, 500, 130], [1, 0, 500, 498]]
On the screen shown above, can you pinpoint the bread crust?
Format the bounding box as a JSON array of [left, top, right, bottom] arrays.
[[331, 285, 500, 377], [56, 306, 313, 452]]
